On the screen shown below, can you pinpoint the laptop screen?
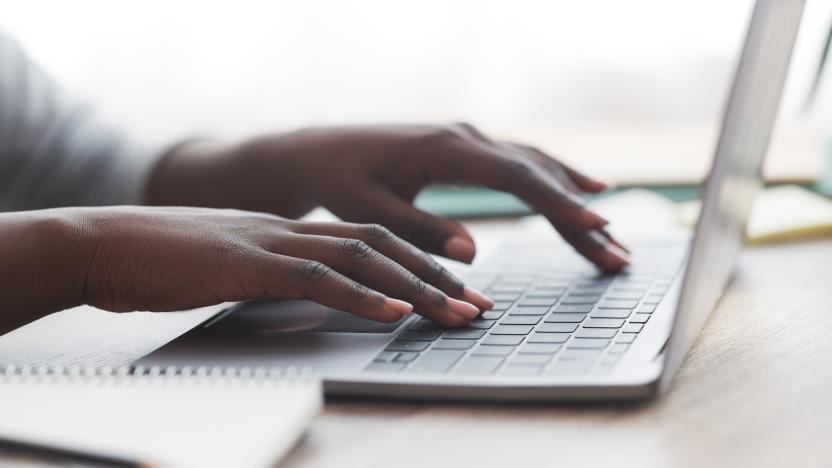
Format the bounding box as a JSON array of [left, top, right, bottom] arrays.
[[660, 0, 805, 390]]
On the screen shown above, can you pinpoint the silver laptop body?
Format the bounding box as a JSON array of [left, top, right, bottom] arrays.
[[140, 0, 804, 402]]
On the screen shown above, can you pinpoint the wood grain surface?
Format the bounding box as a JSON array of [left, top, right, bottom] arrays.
[[281, 239, 832, 468]]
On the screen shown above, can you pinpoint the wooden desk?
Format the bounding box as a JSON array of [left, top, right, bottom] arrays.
[[282, 239, 832, 468]]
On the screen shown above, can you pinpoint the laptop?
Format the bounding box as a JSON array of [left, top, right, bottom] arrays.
[[140, 0, 804, 402]]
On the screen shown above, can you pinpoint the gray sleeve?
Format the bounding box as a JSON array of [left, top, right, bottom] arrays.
[[0, 31, 167, 211]]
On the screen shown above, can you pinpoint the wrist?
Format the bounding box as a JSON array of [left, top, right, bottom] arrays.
[[145, 139, 232, 206], [0, 209, 94, 334]]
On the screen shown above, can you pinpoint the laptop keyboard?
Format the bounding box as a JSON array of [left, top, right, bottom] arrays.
[[364, 241, 687, 377]]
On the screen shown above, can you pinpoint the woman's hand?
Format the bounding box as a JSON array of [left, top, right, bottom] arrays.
[[0, 207, 492, 334], [148, 124, 629, 271]]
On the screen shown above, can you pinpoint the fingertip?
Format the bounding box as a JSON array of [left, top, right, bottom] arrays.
[[581, 210, 610, 229], [384, 297, 414, 316], [463, 286, 494, 311], [447, 297, 480, 319], [602, 245, 631, 272], [443, 236, 476, 263]]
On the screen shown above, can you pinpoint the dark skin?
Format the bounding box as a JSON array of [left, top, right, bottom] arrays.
[[0, 123, 629, 336]]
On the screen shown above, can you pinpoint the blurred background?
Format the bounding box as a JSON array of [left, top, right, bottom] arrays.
[[1, 0, 831, 185]]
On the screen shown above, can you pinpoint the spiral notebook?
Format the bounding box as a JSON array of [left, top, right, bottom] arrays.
[[0, 365, 322, 468]]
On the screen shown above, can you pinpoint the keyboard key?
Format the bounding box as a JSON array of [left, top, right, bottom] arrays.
[[528, 332, 570, 343], [398, 331, 440, 341], [500, 316, 541, 326], [483, 335, 525, 346], [590, 309, 631, 319], [394, 352, 419, 362], [442, 329, 487, 340], [526, 289, 565, 298], [509, 354, 552, 365], [559, 349, 604, 360], [520, 343, 562, 354], [518, 298, 558, 307], [605, 291, 642, 300], [489, 284, 527, 293], [643, 295, 663, 304], [562, 295, 601, 304], [386, 341, 431, 352], [622, 323, 643, 333], [490, 325, 534, 335], [467, 319, 496, 330], [552, 304, 593, 314], [407, 319, 438, 331], [373, 351, 398, 363], [481, 311, 505, 320], [366, 362, 406, 372], [598, 300, 639, 309], [608, 343, 629, 354], [537, 322, 580, 333], [456, 356, 504, 374], [409, 350, 465, 373], [490, 293, 521, 302], [491, 302, 514, 311], [572, 285, 608, 294], [471, 345, 515, 357], [635, 304, 657, 314], [583, 318, 625, 328], [567, 338, 611, 349], [611, 287, 646, 294], [575, 328, 617, 339], [543, 313, 586, 323], [629, 314, 651, 324], [433, 339, 476, 350], [508, 306, 549, 316], [615, 334, 637, 344]]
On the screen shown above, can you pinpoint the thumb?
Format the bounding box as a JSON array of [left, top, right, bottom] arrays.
[[359, 190, 476, 263]]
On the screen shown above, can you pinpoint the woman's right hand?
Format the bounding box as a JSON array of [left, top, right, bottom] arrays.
[[0, 206, 493, 334]]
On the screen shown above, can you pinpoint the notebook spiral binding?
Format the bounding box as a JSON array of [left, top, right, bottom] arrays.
[[0, 364, 316, 386]]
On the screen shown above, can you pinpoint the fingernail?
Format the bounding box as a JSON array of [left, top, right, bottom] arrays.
[[447, 298, 480, 319], [384, 298, 414, 316], [463, 286, 494, 311], [443, 236, 476, 263], [607, 244, 631, 266], [582, 210, 609, 228]]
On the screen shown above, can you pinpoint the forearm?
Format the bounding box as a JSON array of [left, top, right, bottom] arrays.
[[145, 135, 316, 218], [0, 210, 90, 335]]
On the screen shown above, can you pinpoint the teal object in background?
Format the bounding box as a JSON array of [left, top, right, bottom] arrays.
[[414, 185, 703, 219], [415, 184, 827, 219]]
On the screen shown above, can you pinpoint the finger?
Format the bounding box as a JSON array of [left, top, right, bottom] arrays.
[[271, 234, 478, 327], [551, 222, 630, 273], [511, 143, 609, 193], [292, 221, 493, 310], [351, 187, 478, 264], [423, 141, 609, 231], [560, 160, 610, 193], [597, 228, 631, 254], [253, 253, 413, 322]]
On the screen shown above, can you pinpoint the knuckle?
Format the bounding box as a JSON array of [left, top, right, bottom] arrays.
[[359, 223, 393, 242], [349, 281, 371, 302], [503, 159, 535, 191], [340, 238, 376, 261], [422, 125, 460, 145], [426, 257, 464, 292], [408, 273, 427, 296], [297, 259, 331, 285]]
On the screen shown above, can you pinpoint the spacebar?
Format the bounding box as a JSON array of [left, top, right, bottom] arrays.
[[408, 350, 465, 374]]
